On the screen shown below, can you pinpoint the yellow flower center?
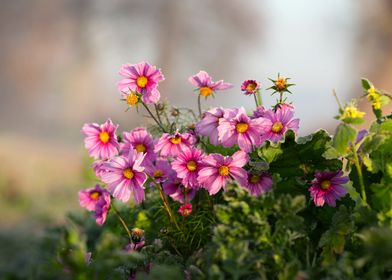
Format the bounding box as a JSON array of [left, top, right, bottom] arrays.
[[132, 228, 144, 237], [249, 175, 260, 184], [123, 168, 134, 179], [236, 122, 249, 133], [136, 76, 148, 88], [218, 165, 230, 176], [275, 78, 286, 91], [135, 143, 146, 153], [169, 135, 182, 145], [99, 131, 110, 143], [126, 93, 139, 106], [271, 122, 283, 133], [246, 83, 257, 91], [186, 160, 197, 171], [90, 191, 101, 200], [320, 180, 331, 190], [182, 187, 191, 194], [199, 87, 214, 97], [342, 106, 365, 119], [153, 169, 164, 178]]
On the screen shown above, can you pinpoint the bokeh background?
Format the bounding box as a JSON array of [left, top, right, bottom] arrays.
[[0, 0, 391, 275]]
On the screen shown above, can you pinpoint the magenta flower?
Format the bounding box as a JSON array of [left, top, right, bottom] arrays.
[[178, 203, 193, 217], [243, 172, 273, 196], [260, 104, 300, 142], [117, 61, 165, 104], [188, 70, 233, 97], [252, 106, 267, 118], [198, 151, 249, 195], [101, 149, 147, 203], [241, 79, 261, 95], [145, 158, 174, 184], [154, 131, 196, 157], [218, 107, 268, 152], [120, 127, 156, 163], [163, 175, 196, 203], [94, 192, 111, 225], [82, 119, 119, 160], [79, 184, 111, 225], [92, 159, 109, 179], [171, 148, 205, 189], [196, 107, 225, 146], [308, 170, 349, 207]]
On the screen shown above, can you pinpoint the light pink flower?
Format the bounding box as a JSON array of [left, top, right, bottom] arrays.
[[162, 175, 196, 203], [101, 149, 147, 203], [171, 148, 205, 189], [241, 79, 261, 95], [188, 70, 233, 97], [260, 104, 300, 142], [178, 203, 193, 217], [198, 151, 248, 195], [154, 131, 196, 157], [79, 184, 111, 225], [145, 158, 175, 184], [195, 107, 225, 146], [94, 192, 111, 225], [242, 172, 273, 196], [117, 61, 164, 104], [120, 127, 156, 163], [82, 119, 119, 160], [309, 170, 349, 207], [92, 160, 109, 179], [252, 106, 267, 119], [218, 107, 268, 152]]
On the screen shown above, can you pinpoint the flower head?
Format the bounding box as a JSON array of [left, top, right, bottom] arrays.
[[198, 151, 248, 195], [241, 79, 261, 95], [79, 184, 111, 225], [154, 131, 196, 157], [252, 106, 267, 118], [172, 148, 205, 189], [101, 149, 147, 203], [242, 172, 273, 196], [188, 71, 233, 97], [218, 107, 268, 152], [308, 170, 349, 207], [145, 158, 174, 184], [163, 175, 196, 203], [120, 127, 156, 163], [92, 159, 109, 179], [341, 105, 365, 119], [178, 203, 193, 217], [82, 119, 119, 159], [94, 192, 111, 225], [195, 107, 226, 146], [117, 62, 164, 104]]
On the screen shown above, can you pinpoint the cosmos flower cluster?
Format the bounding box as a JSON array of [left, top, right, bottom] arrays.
[[78, 61, 349, 226]]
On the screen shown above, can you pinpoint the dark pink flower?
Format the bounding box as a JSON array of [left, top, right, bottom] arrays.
[[242, 172, 273, 196], [82, 119, 119, 159], [218, 107, 268, 152], [145, 158, 175, 184], [178, 203, 193, 217], [241, 79, 261, 95], [308, 170, 349, 207], [79, 184, 111, 225], [117, 61, 164, 104], [94, 192, 111, 225], [120, 127, 156, 163], [252, 106, 267, 118], [154, 131, 196, 157], [171, 148, 205, 189], [163, 175, 196, 203], [188, 70, 233, 97], [198, 151, 248, 195]]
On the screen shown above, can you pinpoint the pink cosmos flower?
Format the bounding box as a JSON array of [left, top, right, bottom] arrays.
[[117, 61, 164, 104], [101, 149, 147, 203], [308, 170, 349, 207], [171, 148, 205, 189], [154, 131, 196, 157], [241, 79, 261, 95], [188, 70, 233, 97], [120, 127, 156, 163], [145, 158, 174, 184], [198, 151, 249, 195], [79, 184, 111, 225], [218, 107, 268, 152], [162, 175, 196, 203], [252, 106, 267, 118], [195, 107, 225, 146], [243, 172, 273, 196], [94, 192, 111, 225], [178, 203, 193, 217], [92, 160, 109, 179], [260, 104, 300, 143], [82, 119, 119, 160]]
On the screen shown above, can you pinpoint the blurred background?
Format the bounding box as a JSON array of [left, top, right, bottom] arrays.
[[0, 0, 391, 276]]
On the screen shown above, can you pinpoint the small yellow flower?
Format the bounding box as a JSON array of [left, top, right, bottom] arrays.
[[367, 86, 382, 109], [341, 105, 365, 119], [126, 93, 139, 106]]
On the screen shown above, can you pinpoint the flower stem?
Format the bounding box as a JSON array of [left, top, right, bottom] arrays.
[[154, 104, 164, 126], [257, 90, 263, 106], [253, 94, 259, 108], [111, 203, 132, 242], [197, 94, 202, 118], [141, 102, 167, 133], [352, 141, 367, 204]]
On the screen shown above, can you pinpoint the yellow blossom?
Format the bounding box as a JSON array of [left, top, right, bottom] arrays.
[[341, 105, 365, 119]]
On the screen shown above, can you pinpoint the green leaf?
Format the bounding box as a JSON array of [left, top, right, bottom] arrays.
[[361, 78, 372, 91], [333, 124, 357, 155]]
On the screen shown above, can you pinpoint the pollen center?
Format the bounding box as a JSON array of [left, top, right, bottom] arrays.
[[126, 93, 139, 105], [218, 165, 229, 176], [99, 131, 110, 143], [246, 83, 257, 91], [135, 143, 146, 153], [249, 175, 260, 184], [199, 87, 213, 97], [320, 180, 331, 190], [136, 76, 148, 88], [186, 160, 197, 171], [90, 191, 101, 200], [271, 122, 283, 133], [123, 168, 134, 179], [153, 169, 164, 178], [236, 122, 249, 133], [169, 135, 182, 145], [275, 78, 286, 91]]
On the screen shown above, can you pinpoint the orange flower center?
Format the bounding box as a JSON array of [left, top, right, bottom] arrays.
[[320, 180, 331, 190], [182, 187, 191, 194], [271, 122, 283, 133], [136, 76, 148, 88], [99, 131, 110, 143], [246, 83, 257, 91], [126, 93, 139, 105], [153, 169, 164, 178], [275, 78, 286, 91], [218, 165, 230, 176], [249, 175, 260, 184], [236, 122, 249, 133], [132, 228, 144, 237], [90, 191, 101, 200], [169, 135, 182, 145], [123, 168, 134, 179], [135, 143, 146, 153], [186, 160, 197, 171], [199, 86, 213, 97]]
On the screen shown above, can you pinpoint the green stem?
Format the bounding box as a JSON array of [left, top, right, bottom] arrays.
[[279, 92, 283, 104], [154, 104, 164, 126], [111, 203, 132, 242], [141, 102, 167, 133], [256, 90, 263, 106], [253, 94, 259, 108], [352, 141, 367, 204], [197, 94, 202, 118], [333, 89, 343, 111]]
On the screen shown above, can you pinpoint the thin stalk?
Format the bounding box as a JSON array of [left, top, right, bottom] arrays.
[[141, 102, 167, 132], [253, 94, 259, 108], [197, 94, 202, 118], [154, 104, 164, 126], [333, 89, 343, 110], [256, 90, 263, 106], [279, 92, 284, 104], [352, 141, 367, 204], [111, 203, 132, 242]]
